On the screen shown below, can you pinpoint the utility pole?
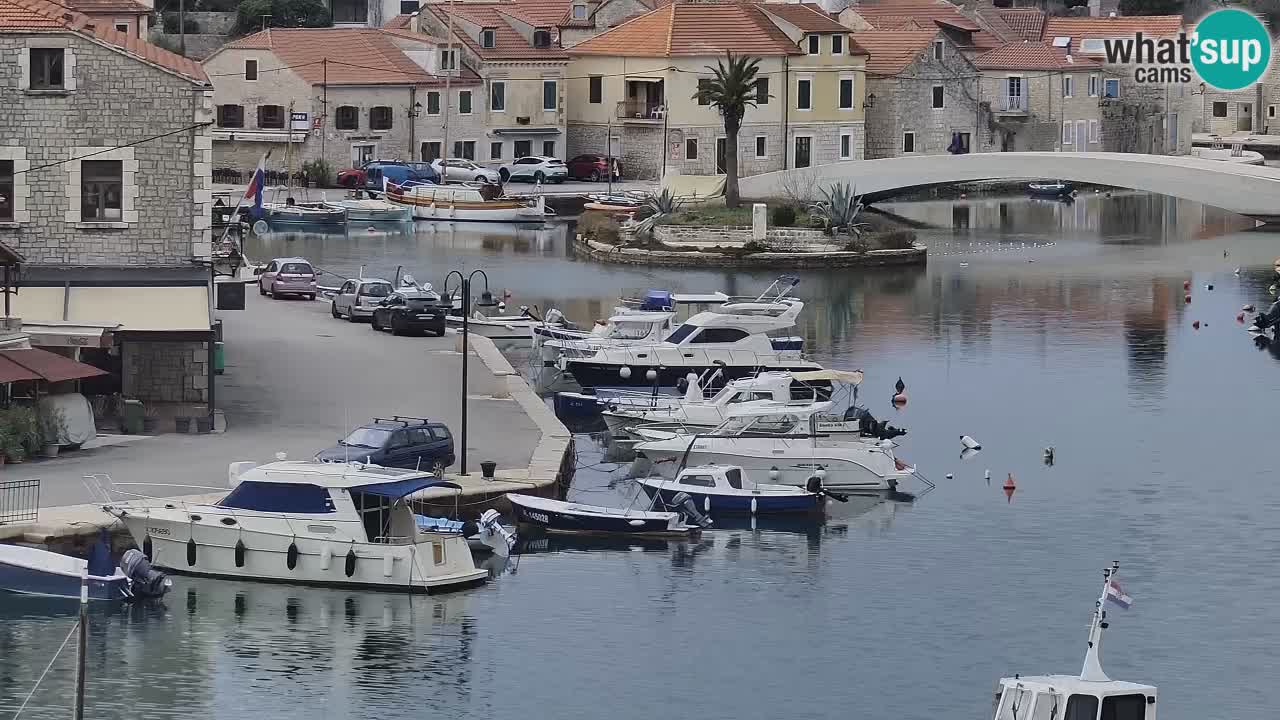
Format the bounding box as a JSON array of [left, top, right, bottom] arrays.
[[409, 85, 417, 162], [178, 0, 186, 55], [321, 58, 328, 164], [441, 0, 454, 176]]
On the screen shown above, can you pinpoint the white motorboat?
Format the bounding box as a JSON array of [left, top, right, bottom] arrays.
[[102, 461, 489, 593], [323, 198, 411, 222], [262, 201, 347, 226], [0, 542, 170, 601], [506, 493, 707, 536], [632, 402, 913, 492], [992, 562, 1155, 720], [446, 308, 556, 340], [533, 288, 727, 365], [385, 180, 547, 223], [636, 465, 827, 515]]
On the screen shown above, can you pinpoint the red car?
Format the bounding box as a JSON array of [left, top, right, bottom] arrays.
[[336, 166, 366, 188], [567, 154, 623, 182]]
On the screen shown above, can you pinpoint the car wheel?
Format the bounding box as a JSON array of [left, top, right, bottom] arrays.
[[306, 294, 315, 301], [533, 171, 545, 184], [390, 316, 403, 336], [331, 302, 341, 318], [267, 285, 276, 298], [590, 169, 601, 182], [347, 308, 360, 323], [371, 314, 383, 331]]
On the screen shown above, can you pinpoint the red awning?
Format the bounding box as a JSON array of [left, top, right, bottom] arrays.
[[0, 348, 108, 382], [0, 355, 43, 383]]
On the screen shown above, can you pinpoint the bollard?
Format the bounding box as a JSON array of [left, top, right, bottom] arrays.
[[752, 203, 767, 241], [480, 460, 497, 479]]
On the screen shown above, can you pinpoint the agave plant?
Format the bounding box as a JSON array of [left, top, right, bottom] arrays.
[[632, 188, 682, 238], [809, 183, 868, 238]]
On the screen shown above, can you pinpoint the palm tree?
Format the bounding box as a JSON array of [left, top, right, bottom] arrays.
[[692, 52, 763, 209]]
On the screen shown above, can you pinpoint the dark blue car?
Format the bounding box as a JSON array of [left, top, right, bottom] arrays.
[[316, 417, 455, 470], [362, 162, 439, 194]]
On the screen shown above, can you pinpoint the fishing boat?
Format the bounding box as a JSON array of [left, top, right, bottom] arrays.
[[446, 307, 559, 340], [323, 197, 411, 222], [263, 198, 348, 226], [636, 465, 828, 515], [583, 191, 649, 214], [991, 562, 1156, 720], [1027, 181, 1074, 197], [101, 460, 490, 593], [506, 493, 709, 536], [385, 180, 548, 223], [0, 541, 170, 601]]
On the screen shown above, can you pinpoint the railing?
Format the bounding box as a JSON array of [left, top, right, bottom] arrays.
[[0, 479, 39, 525], [616, 100, 665, 120], [1000, 95, 1028, 112]]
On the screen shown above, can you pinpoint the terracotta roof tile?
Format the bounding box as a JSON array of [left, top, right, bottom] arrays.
[[756, 2, 847, 33], [974, 40, 1100, 70], [998, 8, 1044, 41], [0, 0, 206, 81], [423, 2, 570, 60], [386, 13, 413, 29], [64, 0, 148, 13], [850, 0, 999, 50], [219, 28, 481, 86], [853, 29, 938, 74], [1042, 15, 1184, 45], [571, 2, 800, 57], [508, 0, 574, 27]]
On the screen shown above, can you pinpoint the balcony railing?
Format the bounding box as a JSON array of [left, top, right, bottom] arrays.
[[999, 95, 1028, 113], [616, 100, 665, 120]]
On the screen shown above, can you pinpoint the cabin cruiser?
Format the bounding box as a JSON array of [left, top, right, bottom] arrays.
[[101, 461, 489, 593], [533, 289, 728, 362], [636, 465, 828, 515], [632, 402, 913, 492], [992, 562, 1155, 720]]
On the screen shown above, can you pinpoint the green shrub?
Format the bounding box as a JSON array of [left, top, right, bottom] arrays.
[[38, 406, 68, 446], [301, 159, 333, 187], [162, 14, 200, 33], [770, 205, 797, 227], [0, 406, 40, 458], [235, 0, 330, 34]]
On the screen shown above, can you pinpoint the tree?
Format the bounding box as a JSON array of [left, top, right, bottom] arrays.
[[692, 52, 763, 209], [235, 0, 331, 34]]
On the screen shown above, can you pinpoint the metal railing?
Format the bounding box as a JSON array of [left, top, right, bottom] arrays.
[[0, 479, 39, 525], [616, 100, 665, 120], [1000, 95, 1027, 112]]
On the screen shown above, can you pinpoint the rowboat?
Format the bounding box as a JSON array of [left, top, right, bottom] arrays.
[[323, 198, 411, 222], [263, 202, 347, 226], [385, 181, 548, 223]]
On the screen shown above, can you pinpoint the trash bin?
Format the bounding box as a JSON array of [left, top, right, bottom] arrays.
[[121, 399, 144, 435], [213, 341, 225, 375], [480, 460, 497, 479]]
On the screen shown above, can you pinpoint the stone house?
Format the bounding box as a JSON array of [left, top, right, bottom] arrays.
[[1, 0, 217, 406], [64, 0, 153, 39], [839, 0, 1002, 60], [854, 29, 981, 158], [566, 2, 866, 180], [327, 0, 412, 28], [507, 0, 657, 48], [204, 28, 484, 174], [1199, 42, 1280, 136], [974, 42, 1105, 153]]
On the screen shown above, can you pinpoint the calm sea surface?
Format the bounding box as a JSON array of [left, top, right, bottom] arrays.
[[2, 191, 1279, 720]]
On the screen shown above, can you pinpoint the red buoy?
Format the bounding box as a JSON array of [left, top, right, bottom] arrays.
[[1183, 280, 1191, 291], [1002, 473, 1016, 490], [892, 392, 907, 407], [1004, 485, 1015, 502], [1192, 320, 1200, 329], [1184, 294, 1192, 304], [1238, 313, 1246, 323]]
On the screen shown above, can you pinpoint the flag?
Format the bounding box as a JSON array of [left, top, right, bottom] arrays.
[[1106, 580, 1133, 609], [244, 154, 268, 218], [384, 176, 404, 196]]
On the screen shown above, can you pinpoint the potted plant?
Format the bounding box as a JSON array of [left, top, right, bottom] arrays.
[[37, 406, 68, 458], [301, 159, 333, 189]]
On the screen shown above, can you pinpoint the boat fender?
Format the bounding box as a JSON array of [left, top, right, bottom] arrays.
[[750, 497, 758, 515], [382, 554, 394, 578], [186, 537, 197, 567], [345, 548, 357, 578], [320, 543, 332, 570], [143, 535, 153, 561], [619, 366, 632, 379], [234, 539, 247, 568], [287, 542, 299, 570], [703, 495, 711, 513]]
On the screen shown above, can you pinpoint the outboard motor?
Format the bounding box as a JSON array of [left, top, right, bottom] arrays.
[[805, 474, 849, 503], [120, 548, 172, 599], [668, 492, 713, 528], [473, 509, 517, 557], [851, 408, 908, 441]]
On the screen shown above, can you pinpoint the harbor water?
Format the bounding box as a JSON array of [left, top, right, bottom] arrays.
[[2, 191, 1278, 719]]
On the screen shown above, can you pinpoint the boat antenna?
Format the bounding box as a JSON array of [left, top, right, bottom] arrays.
[[1080, 560, 1119, 682]]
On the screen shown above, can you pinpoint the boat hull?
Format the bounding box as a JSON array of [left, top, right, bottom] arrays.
[[263, 208, 347, 226], [0, 561, 131, 601], [564, 361, 821, 390], [638, 483, 822, 515], [634, 447, 898, 491], [507, 496, 692, 536]]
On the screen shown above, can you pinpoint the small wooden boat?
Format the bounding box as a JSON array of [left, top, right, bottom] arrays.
[[386, 181, 548, 223], [636, 465, 828, 516], [263, 201, 347, 226], [0, 543, 171, 601], [1027, 181, 1074, 197], [323, 198, 411, 222], [506, 493, 706, 536]]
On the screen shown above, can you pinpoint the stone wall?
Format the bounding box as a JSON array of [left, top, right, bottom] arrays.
[[576, 235, 927, 269], [865, 43, 981, 159], [0, 33, 212, 264], [122, 340, 209, 403], [654, 224, 840, 251], [151, 33, 227, 61]]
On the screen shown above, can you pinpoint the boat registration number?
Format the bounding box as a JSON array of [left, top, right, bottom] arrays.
[[525, 511, 550, 523], [147, 526, 171, 536]]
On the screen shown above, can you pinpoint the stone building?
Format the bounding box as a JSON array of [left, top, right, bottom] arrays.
[[1198, 42, 1280, 136], [507, 0, 656, 48], [64, 0, 153, 39], [1, 0, 217, 406], [204, 28, 484, 174], [840, 0, 1002, 59], [854, 29, 981, 158], [974, 42, 1104, 152]]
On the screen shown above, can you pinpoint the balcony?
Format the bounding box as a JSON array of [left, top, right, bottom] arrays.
[[616, 100, 665, 122], [993, 95, 1029, 116]]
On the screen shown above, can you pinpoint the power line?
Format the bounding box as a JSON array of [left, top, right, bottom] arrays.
[[13, 122, 213, 177]]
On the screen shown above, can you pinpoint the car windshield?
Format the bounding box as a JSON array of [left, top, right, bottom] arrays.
[[280, 262, 312, 274], [361, 283, 391, 297], [340, 427, 392, 448]]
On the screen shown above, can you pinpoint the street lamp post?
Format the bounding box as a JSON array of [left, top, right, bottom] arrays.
[[442, 269, 498, 476]]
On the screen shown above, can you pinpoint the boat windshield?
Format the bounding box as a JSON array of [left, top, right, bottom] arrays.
[[664, 323, 698, 343], [713, 414, 801, 436], [341, 427, 392, 448], [606, 320, 658, 340]]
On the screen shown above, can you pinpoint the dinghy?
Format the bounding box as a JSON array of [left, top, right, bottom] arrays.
[[636, 465, 832, 515], [0, 541, 171, 601], [506, 493, 709, 536]]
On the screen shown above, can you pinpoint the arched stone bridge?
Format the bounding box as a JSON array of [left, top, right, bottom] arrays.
[[738, 152, 1280, 224]]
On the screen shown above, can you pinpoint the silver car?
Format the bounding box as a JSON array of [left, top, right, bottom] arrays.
[[330, 278, 394, 322], [431, 158, 502, 184], [499, 156, 568, 184], [257, 257, 318, 300]]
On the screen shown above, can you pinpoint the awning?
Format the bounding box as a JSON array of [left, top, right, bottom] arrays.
[[20, 323, 116, 349], [493, 128, 562, 136], [10, 286, 212, 334], [625, 77, 664, 83], [0, 348, 107, 382], [0, 354, 42, 383], [349, 478, 462, 499], [791, 369, 864, 385]]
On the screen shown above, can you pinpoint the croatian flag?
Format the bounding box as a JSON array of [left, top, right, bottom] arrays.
[[1106, 580, 1134, 609], [244, 154, 267, 218]]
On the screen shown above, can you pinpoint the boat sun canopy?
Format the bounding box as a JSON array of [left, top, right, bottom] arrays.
[[791, 369, 864, 385], [220, 481, 336, 514], [348, 478, 462, 499]]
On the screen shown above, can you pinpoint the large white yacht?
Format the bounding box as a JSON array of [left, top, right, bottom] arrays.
[[102, 461, 489, 593]]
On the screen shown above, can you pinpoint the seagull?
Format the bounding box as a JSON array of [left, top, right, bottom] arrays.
[[961, 435, 982, 450]]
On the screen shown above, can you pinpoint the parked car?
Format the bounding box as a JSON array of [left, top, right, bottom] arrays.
[[431, 158, 502, 184], [257, 257, 318, 300], [567, 154, 623, 182], [330, 278, 394, 321], [335, 162, 439, 193], [371, 289, 447, 336], [499, 156, 568, 184], [315, 416, 455, 470]]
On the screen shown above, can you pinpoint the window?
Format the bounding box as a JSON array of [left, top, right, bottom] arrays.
[[1103, 78, 1119, 98], [572, 3, 587, 18], [533, 29, 552, 48], [697, 78, 711, 105], [685, 138, 698, 160], [902, 131, 915, 153], [431, 541, 445, 565], [0, 161, 13, 222], [690, 328, 749, 343], [755, 135, 767, 158], [840, 133, 852, 159], [331, 0, 367, 23], [244, 59, 258, 81], [1270, 105, 1277, 119], [832, 34, 843, 55], [81, 160, 122, 221], [29, 47, 65, 90], [490, 141, 503, 160], [400, 0, 418, 13], [794, 136, 811, 168], [1062, 74, 1073, 97], [491, 81, 505, 111], [426, 91, 440, 115], [422, 141, 441, 161], [1088, 74, 1099, 97], [1099, 694, 1146, 720], [797, 78, 811, 110], [217, 104, 244, 128], [369, 106, 392, 130], [589, 75, 602, 103], [114, 21, 129, 33], [932, 85, 944, 108], [481, 28, 496, 48], [439, 48, 457, 71], [933, 39, 943, 61], [1212, 101, 1228, 118], [543, 140, 556, 156], [453, 140, 475, 159], [755, 77, 769, 105], [806, 34, 819, 54], [1062, 120, 1073, 144], [1063, 695, 1099, 720], [514, 139, 531, 158], [459, 90, 472, 114], [839, 77, 854, 109], [543, 80, 558, 111], [679, 474, 717, 487], [335, 105, 358, 130], [257, 105, 284, 129]]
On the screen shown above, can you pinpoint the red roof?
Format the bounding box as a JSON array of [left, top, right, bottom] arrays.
[[998, 8, 1045, 41], [571, 2, 800, 57], [756, 2, 847, 33], [1042, 15, 1184, 44], [849, 0, 999, 50], [423, 3, 570, 60], [0, 0, 206, 81], [853, 29, 938, 74], [218, 28, 482, 86], [386, 13, 414, 29], [974, 40, 1100, 70], [508, 0, 575, 27]]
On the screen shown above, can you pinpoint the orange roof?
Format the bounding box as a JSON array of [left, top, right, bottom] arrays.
[[850, 0, 999, 50], [756, 2, 847, 33], [997, 8, 1044, 41], [423, 3, 570, 60], [386, 13, 413, 29], [64, 0, 149, 13], [219, 28, 481, 86], [509, 0, 574, 27], [571, 2, 800, 57], [1042, 15, 1183, 44], [974, 41, 1100, 70], [853, 29, 938, 74], [0, 0, 206, 81]]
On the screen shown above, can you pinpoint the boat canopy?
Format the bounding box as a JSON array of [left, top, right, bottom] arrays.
[[349, 478, 461, 499], [220, 481, 336, 514], [791, 369, 864, 385]]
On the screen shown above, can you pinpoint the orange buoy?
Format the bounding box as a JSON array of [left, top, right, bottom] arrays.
[[1238, 313, 1246, 323], [1192, 320, 1201, 329], [892, 392, 908, 407], [1002, 472, 1016, 490]]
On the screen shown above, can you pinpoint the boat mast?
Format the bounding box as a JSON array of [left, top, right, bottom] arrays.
[[1080, 560, 1118, 682]]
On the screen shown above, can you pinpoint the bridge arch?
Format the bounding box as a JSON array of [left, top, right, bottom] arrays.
[[738, 152, 1280, 223]]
